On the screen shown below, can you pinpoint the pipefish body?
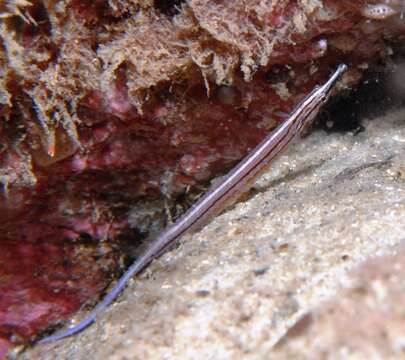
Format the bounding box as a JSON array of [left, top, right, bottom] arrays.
[[39, 64, 347, 343]]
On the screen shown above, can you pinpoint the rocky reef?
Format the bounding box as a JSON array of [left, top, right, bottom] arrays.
[[1, 0, 405, 356]]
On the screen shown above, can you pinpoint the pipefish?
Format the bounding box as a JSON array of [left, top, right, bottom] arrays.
[[39, 64, 347, 343]]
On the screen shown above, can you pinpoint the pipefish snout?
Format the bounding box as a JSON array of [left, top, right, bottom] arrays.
[[39, 64, 348, 343]]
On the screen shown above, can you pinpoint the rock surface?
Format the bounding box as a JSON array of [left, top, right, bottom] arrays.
[[273, 244, 405, 359], [4, 1, 405, 351], [23, 108, 405, 359]]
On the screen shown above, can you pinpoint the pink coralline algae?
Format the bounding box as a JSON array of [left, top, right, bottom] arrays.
[[1, 0, 405, 356]]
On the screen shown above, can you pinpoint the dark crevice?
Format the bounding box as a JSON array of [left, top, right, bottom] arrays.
[[154, 0, 185, 17], [317, 46, 405, 133]]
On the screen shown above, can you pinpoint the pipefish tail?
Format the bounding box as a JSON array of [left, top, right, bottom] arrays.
[[39, 64, 347, 343]]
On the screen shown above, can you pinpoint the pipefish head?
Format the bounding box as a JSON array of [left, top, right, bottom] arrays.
[[320, 64, 348, 101], [298, 64, 348, 134]]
